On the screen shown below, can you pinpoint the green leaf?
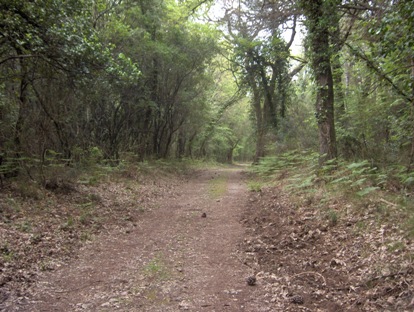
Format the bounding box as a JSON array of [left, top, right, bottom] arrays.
[[403, 177, 414, 185], [347, 161, 369, 170], [351, 178, 367, 187], [356, 186, 379, 197], [331, 176, 350, 184]]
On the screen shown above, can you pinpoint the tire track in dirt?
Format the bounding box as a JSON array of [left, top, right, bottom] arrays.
[[10, 166, 272, 311]]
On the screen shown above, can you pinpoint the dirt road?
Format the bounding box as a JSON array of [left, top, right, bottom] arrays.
[[4, 165, 414, 311], [14, 167, 271, 311]]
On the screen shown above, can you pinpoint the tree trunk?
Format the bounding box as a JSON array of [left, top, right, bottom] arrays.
[[252, 81, 266, 164], [254, 127, 266, 163], [301, 0, 338, 164], [253, 101, 266, 163], [409, 57, 414, 169], [14, 58, 29, 155], [176, 130, 186, 158], [315, 65, 336, 163]]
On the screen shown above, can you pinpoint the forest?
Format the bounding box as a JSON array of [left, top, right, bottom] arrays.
[[1, 0, 413, 181], [2, 0, 414, 310]]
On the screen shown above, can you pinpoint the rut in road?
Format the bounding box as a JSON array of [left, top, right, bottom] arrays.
[[19, 167, 273, 312]]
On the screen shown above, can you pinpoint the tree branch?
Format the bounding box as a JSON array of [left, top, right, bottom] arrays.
[[92, 0, 123, 29], [289, 62, 306, 79], [0, 54, 44, 66], [286, 15, 297, 49], [339, 4, 380, 12], [346, 43, 413, 103], [188, 0, 212, 15]]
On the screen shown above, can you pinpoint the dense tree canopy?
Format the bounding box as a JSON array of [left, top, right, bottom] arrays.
[[1, 0, 414, 182], [0, 0, 223, 180]]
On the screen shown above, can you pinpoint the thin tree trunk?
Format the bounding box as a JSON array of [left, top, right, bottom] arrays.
[[252, 82, 265, 163], [14, 58, 29, 155], [254, 126, 266, 163]]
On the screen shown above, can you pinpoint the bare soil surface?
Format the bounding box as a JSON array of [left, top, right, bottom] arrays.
[[1, 165, 414, 311], [2, 166, 271, 311]]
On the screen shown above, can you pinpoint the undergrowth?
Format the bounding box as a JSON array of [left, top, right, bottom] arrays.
[[251, 150, 414, 236], [1, 156, 211, 196]]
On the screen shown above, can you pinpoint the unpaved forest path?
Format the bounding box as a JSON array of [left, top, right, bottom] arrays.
[[21, 166, 271, 311]]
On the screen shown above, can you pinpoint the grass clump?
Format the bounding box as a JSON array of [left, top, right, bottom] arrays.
[[143, 256, 170, 280], [325, 209, 339, 226], [1, 244, 14, 262], [247, 180, 263, 192]]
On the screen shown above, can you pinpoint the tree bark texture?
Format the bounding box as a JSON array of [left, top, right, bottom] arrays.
[[301, 0, 337, 163]]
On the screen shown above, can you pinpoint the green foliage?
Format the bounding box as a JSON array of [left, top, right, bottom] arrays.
[[1, 198, 21, 219], [16, 220, 32, 233], [143, 256, 170, 280], [247, 180, 263, 192], [276, 73, 318, 153], [0, 157, 19, 178], [386, 241, 406, 253], [251, 148, 414, 243], [224, 4, 293, 162], [1, 0, 413, 186], [392, 166, 414, 188], [60, 216, 75, 231], [325, 209, 338, 226], [335, 0, 414, 166], [356, 186, 380, 197], [1, 244, 14, 263], [0, 0, 227, 179], [319, 160, 383, 197], [251, 151, 318, 177], [405, 215, 414, 238], [252, 151, 391, 197]]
